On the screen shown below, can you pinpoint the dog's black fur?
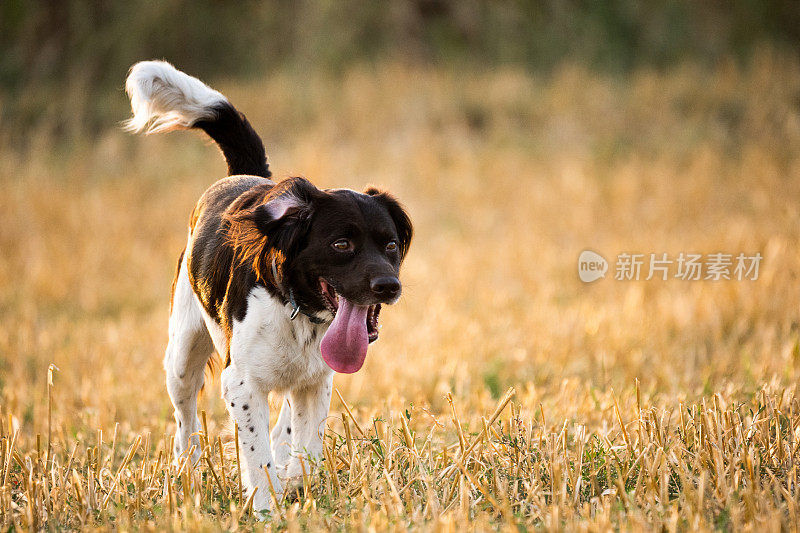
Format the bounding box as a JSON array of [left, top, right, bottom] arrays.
[[179, 102, 413, 360], [193, 102, 272, 178]]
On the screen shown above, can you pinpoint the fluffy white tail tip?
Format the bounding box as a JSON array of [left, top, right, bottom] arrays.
[[124, 60, 227, 134]]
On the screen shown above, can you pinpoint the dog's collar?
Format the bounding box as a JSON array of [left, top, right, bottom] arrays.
[[272, 257, 326, 324], [287, 287, 326, 324]]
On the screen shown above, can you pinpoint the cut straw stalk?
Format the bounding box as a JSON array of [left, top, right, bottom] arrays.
[[101, 434, 141, 509], [324, 439, 341, 496], [2, 429, 17, 488], [460, 387, 516, 462], [335, 388, 365, 437], [446, 393, 467, 454], [235, 424, 243, 505], [263, 465, 282, 519], [217, 436, 229, 498], [204, 453, 226, 496], [46, 364, 58, 468]]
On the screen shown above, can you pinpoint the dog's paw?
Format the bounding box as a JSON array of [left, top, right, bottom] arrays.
[[283, 454, 321, 479], [172, 439, 202, 469], [279, 457, 320, 501], [280, 474, 305, 501], [246, 485, 277, 520]]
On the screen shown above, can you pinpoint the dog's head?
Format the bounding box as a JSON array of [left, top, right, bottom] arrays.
[[227, 177, 412, 373]]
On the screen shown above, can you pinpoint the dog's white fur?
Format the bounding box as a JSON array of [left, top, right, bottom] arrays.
[[166, 250, 334, 513], [129, 62, 338, 514], [124, 60, 227, 134]]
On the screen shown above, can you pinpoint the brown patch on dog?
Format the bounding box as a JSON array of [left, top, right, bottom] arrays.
[[223, 185, 287, 286], [169, 248, 186, 313]]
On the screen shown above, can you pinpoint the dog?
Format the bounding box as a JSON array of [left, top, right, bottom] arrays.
[[124, 61, 412, 513]]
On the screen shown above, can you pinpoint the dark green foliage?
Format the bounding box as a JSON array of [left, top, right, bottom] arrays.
[[2, 0, 800, 144]]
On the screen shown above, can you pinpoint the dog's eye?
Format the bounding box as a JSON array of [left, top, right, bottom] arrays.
[[332, 239, 353, 252], [386, 240, 398, 252]]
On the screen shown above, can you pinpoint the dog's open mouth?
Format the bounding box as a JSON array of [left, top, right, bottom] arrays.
[[319, 279, 381, 343], [318, 279, 381, 374]]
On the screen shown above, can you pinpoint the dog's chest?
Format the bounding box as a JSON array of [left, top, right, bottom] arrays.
[[230, 286, 332, 392]]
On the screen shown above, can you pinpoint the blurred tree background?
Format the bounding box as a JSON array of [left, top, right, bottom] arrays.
[[1, 0, 799, 147]]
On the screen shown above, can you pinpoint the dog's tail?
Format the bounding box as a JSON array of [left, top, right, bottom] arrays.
[[124, 60, 270, 178]]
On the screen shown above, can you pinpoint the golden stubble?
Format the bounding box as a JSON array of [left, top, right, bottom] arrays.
[[0, 50, 799, 529]]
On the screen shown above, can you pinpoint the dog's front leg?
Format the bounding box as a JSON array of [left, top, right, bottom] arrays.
[[270, 397, 293, 476], [283, 372, 334, 485], [221, 365, 281, 515]]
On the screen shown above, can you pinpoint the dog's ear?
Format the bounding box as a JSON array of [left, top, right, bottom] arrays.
[[365, 186, 413, 259], [226, 178, 319, 281], [248, 178, 318, 253]]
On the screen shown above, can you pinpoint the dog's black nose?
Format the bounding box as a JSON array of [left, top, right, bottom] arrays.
[[370, 276, 401, 297]]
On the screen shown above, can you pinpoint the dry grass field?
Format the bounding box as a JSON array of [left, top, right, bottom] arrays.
[[1, 49, 800, 530]]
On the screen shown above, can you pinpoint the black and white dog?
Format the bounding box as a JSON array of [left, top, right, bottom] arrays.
[[125, 61, 412, 512]]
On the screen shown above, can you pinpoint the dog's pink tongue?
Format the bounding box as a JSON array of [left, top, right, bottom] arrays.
[[320, 297, 369, 374]]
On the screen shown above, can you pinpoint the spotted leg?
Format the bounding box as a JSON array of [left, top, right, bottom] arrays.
[[221, 364, 281, 515], [283, 372, 334, 485], [270, 397, 293, 477]]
